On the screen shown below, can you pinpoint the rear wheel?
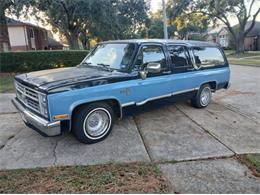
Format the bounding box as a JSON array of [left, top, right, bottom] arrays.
[[191, 84, 212, 108], [72, 102, 115, 144]]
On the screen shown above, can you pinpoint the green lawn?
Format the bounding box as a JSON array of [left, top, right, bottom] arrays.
[[227, 58, 260, 66], [0, 75, 15, 93], [225, 51, 260, 58], [0, 163, 169, 193], [225, 50, 260, 66]]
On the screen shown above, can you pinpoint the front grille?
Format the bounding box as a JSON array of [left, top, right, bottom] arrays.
[[15, 81, 41, 114]]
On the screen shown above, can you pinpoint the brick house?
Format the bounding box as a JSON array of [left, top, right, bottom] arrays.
[[207, 26, 230, 48], [243, 21, 260, 51], [207, 21, 260, 51], [5, 17, 49, 51]]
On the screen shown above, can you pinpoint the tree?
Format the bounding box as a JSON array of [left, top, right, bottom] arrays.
[[167, 0, 209, 40], [0, 0, 30, 52], [0, 0, 12, 52], [88, 0, 149, 41], [146, 17, 164, 38], [24, 0, 148, 49], [173, 13, 208, 39], [192, 0, 260, 54], [145, 12, 177, 39], [79, 23, 90, 50], [30, 0, 92, 49]]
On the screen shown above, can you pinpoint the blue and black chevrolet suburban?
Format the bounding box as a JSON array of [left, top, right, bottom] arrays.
[[12, 39, 230, 144]]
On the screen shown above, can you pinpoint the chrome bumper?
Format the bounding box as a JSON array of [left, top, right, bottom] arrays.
[[12, 98, 61, 136]]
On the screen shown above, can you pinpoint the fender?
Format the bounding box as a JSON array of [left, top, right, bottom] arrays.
[[70, 96, 123, 119]]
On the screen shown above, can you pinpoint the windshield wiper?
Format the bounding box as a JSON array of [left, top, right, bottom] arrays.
[[97, 63, 113, 72], [80, 62, 114, 72], [80, 62, 93, 67]]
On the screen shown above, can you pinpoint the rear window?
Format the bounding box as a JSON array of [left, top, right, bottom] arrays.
[[193, 47, 225, 68]]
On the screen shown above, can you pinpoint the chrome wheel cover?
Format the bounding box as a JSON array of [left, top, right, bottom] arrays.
[[83, 108, 111, 139], [200, 87, 211, 106]]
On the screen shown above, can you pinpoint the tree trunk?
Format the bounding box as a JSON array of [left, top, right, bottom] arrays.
[[235, 34, 245, 57], [0, 8, 10, 52], [80, 35, 89, 50], [67, 34, 79, 50]]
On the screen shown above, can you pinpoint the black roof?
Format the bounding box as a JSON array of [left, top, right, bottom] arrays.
[[233, 21, 260, 37], [101, 39, 218, 47], [48, 37, 63, 47]]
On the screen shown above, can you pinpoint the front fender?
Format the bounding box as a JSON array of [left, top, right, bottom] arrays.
[[69, 96, 123, 117]]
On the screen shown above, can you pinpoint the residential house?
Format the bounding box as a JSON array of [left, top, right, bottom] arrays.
[[5, 17, 49, 51], [243, 21, 260, 51], [207, 21, 260, 51], [207, 25, 229, 48], [217, 27, 229, 48]]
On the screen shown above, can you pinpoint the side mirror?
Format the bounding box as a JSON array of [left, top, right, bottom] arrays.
[[139, 70, 147, 80], [146, 63, 161, 73], [139, 63, 161, 80]]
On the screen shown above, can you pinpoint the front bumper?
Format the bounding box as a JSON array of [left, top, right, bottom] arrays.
[[12, 98, 61, 137]]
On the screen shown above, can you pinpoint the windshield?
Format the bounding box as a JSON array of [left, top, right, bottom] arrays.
[[81, 43, 136, 71]]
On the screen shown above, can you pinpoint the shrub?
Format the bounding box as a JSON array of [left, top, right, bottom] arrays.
[[0, 50, 89, 73]]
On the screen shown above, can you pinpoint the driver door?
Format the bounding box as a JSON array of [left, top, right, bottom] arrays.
[[131, 44, 173, 105]]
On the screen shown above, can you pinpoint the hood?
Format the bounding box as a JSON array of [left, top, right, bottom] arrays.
[[15, 66, 131, 92]]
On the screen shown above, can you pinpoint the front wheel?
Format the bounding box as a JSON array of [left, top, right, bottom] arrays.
[[191, 84, 212, 108], [72, 102, 115, 144]]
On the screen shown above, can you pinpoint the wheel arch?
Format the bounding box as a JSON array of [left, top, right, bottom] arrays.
[[71, 98, 122, 120], [69, 98, 122, 132], [200, 81, 218, 91]]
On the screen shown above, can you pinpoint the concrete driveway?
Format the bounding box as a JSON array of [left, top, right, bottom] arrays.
[[0, 65, 259, 193]]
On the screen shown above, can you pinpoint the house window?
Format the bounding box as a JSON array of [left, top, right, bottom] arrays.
[[28, 28, 34, 38]]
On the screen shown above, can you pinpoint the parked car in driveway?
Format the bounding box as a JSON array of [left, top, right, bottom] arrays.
[[12, 39, 230, 144]]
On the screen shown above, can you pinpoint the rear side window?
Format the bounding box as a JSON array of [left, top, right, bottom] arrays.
[[193, 47, 225, 68], [167, 45, 192, 68]]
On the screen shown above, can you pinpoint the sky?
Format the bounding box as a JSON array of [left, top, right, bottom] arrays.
[[150, 0, 163, 12]]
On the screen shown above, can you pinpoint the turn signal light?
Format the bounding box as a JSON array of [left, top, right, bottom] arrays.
[[53, 114, 69, 120]]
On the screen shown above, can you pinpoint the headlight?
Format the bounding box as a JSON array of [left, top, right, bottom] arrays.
[[39, 93, 48, 117]]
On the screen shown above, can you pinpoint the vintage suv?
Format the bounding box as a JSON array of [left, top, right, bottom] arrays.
[[12, 39, 230, 144]]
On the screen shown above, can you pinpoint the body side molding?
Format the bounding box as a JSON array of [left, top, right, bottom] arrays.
[[121, 87, 199, 107]]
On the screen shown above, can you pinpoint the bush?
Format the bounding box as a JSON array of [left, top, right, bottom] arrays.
[[0, 50, 89, 73]]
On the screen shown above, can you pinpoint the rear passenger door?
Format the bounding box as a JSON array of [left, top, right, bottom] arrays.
[[166, 44, 199, 92], [167, 45, 194, 73]]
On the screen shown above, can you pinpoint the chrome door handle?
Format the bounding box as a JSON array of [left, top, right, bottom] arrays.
[[162, 71, 171, 74]]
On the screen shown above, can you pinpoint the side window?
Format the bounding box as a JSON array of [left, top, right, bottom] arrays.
[[167, 45, 192, 69], [134, 45, 167, 71], [193, 47, 225, 68]]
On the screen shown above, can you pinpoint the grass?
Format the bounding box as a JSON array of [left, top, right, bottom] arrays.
[[0, 74, 14, 93], [225, 50, 260, 66], [239, 154, 260, 177], [225, 50, 260, 58], [0, 163, 170, 193], [227, 58, 260, 66]]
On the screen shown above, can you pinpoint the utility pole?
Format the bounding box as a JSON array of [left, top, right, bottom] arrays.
[[162, 0, 168, 39]]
